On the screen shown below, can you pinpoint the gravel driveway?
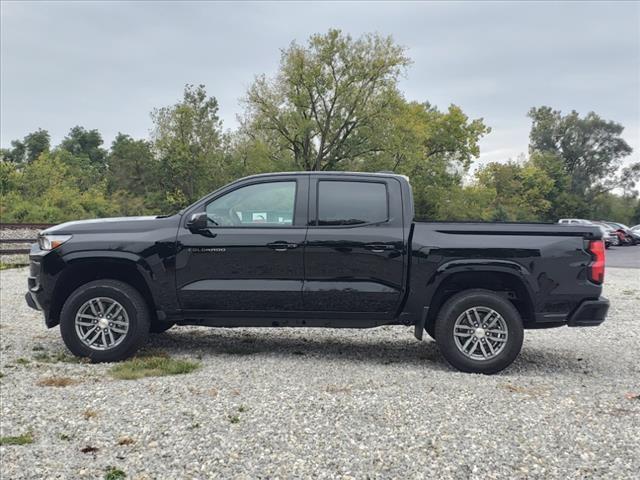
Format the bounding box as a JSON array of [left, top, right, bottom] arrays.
[[1, 267, 639, 479]]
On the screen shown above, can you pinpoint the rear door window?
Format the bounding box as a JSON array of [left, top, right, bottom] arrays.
[[317, 181, 388, 226]]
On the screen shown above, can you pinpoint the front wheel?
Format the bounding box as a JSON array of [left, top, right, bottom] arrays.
[[60, 280, 150, 362], [435, 289, 524, 374]]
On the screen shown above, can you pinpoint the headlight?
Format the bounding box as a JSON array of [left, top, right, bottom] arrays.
[[38, 234, 72, 251]]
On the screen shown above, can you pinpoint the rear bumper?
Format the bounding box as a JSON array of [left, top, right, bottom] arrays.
[[567, 297, 609, 327]]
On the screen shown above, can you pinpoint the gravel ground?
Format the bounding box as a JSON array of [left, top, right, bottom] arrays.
[[1, 267, 639, 479]]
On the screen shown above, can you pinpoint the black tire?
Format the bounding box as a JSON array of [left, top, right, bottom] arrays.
[[434, 289, 524, 374], [59, 279, 150, 362], [149, 322, 174, 334]]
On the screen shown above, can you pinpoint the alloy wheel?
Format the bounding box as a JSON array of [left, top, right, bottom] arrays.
[[74, 297, 130, 350], [453, 306, 508, 361]]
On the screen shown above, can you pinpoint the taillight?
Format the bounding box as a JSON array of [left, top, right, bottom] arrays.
[[587, 240, 605, 284]]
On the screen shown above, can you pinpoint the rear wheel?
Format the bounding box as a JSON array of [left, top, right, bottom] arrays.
[[60, 280, 150, 362], [435, 289, 524, 374]]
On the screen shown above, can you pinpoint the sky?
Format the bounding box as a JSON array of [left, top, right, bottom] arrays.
[[1, 0, 639, 169]]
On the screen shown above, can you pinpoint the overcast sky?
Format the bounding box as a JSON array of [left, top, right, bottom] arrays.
[[2, 1, 639, 168]]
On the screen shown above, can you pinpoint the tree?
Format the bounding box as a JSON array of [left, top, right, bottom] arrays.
[[0, 128, 50, 163], [528, 107, 634, 197], [0, 152, 116, 223], [23, 129, 51, 162], [476, 158, 554, 221], [365, 100, 490, 219], [59, 126, 108, 168], [106, 134, 156, 197], [243, 29, 410, 171], [0, 140, 26, 163], [151, 84, 225, 208], [528, 151, 585, 220]]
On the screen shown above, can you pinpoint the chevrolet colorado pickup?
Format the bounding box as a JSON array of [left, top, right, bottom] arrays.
[[26, 172, 609, 373]]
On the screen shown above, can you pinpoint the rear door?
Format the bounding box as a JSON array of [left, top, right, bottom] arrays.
[[303, 175, 406, 318]]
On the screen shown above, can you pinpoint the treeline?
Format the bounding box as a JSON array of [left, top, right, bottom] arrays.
[[1, 29, 639, 224]]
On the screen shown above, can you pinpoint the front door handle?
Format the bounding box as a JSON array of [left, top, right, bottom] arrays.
[[267, 242, 298, 252], [365, 243, 393, 253]]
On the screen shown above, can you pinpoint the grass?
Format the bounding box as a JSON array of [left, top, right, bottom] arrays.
[[37, 376, 79, 387], [104, 466, 126, 480], [108, 354, 200, 380], [59, 433, 72, 441], [228, 414, 241, 424], [33, 351, 84, 364], [0, 432, 34, 446], [0, 262, 29, 271], [15, 358, 30, 366]]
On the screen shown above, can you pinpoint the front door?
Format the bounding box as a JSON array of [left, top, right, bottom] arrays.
[[175, 176, 308, 313], [303, 175, 406, 317]]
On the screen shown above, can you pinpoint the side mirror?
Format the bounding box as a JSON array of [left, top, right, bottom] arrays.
[[186, 212, 208, 232]]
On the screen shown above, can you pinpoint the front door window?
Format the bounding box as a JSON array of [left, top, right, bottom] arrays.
[[205, 181, 296, 227]]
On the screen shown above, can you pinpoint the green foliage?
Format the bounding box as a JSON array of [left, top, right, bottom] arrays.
[[528, 107, 635, 197], [430, 183, 497, 221], [107, 134, 156, 197], [59, 126, 107, 169], [0, 128, 50, 163], [0, 262, 29, 270], [104, 466, 126, 480], [151, 84, 226, 210], [475, 158, 554, 221], [366, 100, 490, 219], [0, 152, 117, 222], [109, 355, 200, 380], [0, 432, 34, 446], [244, 29, 411, 171]]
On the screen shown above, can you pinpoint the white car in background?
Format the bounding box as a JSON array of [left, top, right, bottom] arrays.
[[558, 218, 593, 225]]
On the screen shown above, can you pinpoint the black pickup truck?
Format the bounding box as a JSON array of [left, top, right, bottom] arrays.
[[26, 172, 609, 373]]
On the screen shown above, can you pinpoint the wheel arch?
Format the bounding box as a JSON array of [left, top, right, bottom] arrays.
[[423, 267, 535, 336], [49, 254, 157, 328]]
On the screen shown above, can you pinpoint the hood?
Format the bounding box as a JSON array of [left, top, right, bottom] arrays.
[[42, 215, 177, 235]]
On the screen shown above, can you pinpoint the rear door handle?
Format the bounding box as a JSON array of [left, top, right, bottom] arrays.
[[267, 242, 298, 252], [365, 243, 393, 253]]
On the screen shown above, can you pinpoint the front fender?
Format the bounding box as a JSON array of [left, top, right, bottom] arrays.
[[63, 250, 154, 278], [61, 250, 175, 314]]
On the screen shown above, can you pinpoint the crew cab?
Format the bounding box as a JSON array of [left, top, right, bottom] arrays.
[[26, 172, 609, 373]]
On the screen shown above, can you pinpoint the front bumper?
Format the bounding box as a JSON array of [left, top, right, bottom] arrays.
[[567, 297, 609, 327], [25, 291, 40, 310], [25, 250, 58, 327]]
